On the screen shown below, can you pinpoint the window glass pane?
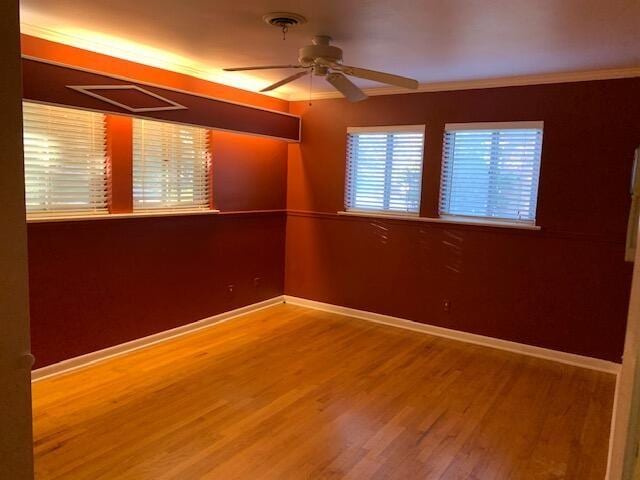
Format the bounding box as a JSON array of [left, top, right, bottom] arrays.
[[346, 127, 425, 215], [22, 102, 107, 215], [440, 123, 543, 223], [133, 119, 210, 211]]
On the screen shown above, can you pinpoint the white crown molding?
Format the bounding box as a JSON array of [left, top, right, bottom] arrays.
[[293, 66, 640, 101], [19, 22, 291, 101]]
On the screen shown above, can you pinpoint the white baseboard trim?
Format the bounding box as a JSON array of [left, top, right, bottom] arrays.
[[31, 296, 285, 382], [284, 295, 621, 375], [33, 294, 620, 382]]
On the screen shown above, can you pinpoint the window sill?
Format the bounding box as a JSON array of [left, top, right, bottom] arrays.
[[339, 209, 419, 220], [27, 209, 221, 223], [337, 211, 541, 231]]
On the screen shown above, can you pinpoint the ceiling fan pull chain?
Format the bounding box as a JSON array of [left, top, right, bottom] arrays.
[[308, 69, 313, 107]]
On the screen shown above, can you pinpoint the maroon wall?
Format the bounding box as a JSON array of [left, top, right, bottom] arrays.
[[286, 78, 640, 362], [211, 131, 288, 211], [22, 58, 300, 141], [28, 131, 287, 368]]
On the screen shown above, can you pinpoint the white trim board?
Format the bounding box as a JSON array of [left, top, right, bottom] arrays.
[[32, 294, 620, 382], [31, 296, 285, 382], [27, 209, 221, 224], [336, 210, 541, 231], [284, 295, 621, 374]]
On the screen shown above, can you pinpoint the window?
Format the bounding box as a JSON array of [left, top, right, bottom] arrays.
[[345, 125, 425, 215], [439, 122, 543, 225], [133, 118, 210, 211], [22, 102, 107, 216]]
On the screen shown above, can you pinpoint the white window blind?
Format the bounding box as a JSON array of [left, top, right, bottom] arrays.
[[133, 119, 210, 211], [439, 121, 543, 224], [345, 125, 425, 215], [22, 102, 107, 216]]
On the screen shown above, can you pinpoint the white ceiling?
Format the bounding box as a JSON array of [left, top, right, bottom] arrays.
[[20, 0, 640, 100]]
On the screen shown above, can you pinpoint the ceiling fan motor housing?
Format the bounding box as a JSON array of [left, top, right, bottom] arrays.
[[298, 35, 343, 68]]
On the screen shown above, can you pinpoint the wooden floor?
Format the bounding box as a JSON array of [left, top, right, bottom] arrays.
[[33, 304, 615, 479]]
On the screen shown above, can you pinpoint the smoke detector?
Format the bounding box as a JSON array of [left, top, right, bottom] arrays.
[[263, 12, 307, 39]]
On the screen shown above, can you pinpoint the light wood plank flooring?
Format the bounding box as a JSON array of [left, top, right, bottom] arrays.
[[33, 304, 615, 479]]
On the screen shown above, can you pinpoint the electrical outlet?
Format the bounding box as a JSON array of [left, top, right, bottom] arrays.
[[227, 284, 235, 294], [443, 300, 451, 312], [254, 277, 261, 288]]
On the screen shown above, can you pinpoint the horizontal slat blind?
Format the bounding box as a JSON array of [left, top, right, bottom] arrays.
[[22, 102, 107, 215], [439, 122, 543, 223], [346, 126, 425, 214], [133, 119, 210, 211]]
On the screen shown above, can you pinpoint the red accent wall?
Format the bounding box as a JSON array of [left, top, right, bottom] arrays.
[[286, 79, 640, 362], [29, 151, 287, 368], [106, 115, 133, 213], [24, 35, 640, 366], [25, 39, 289, 368], [27, 124, 288, 367], [29, 213, 285, 368], [211, 131, 288, 211]]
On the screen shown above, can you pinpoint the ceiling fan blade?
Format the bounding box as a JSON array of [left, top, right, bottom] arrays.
[[224, 65, 304, 72], [334, 64, 419, 90], [260, 71, 310, 92], [326, 72, 368, 102]]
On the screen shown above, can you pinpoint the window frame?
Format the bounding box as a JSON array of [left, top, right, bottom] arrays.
[[438, 121, 544, 228], [344, 124, 426, 217]]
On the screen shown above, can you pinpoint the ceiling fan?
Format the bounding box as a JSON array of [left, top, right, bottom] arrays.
[[224, 35, 419, 102]]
